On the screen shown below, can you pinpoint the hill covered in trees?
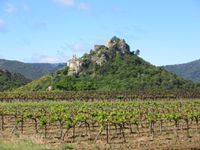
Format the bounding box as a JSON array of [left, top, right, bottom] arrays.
[[164, 59, 200, 82], [0, 59, 65, 80], [17, 36, 200, 91], [0, 69, 31, 91]]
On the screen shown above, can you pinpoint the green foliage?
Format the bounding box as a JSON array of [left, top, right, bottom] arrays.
[[0, 140, 52, 150], [18, 53, 200, 91], [16, 75, 51, 91], [0, 59, 65, 80], [0, 139, 75, 150], [164, 59, 200, 82], [1, 100, 200, 144], [0, 69, 31, 91]]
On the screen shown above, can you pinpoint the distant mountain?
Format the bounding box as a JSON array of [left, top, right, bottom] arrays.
[[0, 59, 65, 80], [164, 59, 200, 82], [0, 69, 31, 91], [17, 36, 200, 91]]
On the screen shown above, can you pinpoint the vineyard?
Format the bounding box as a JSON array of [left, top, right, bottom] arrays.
[[1, 89, 200, 101], [1, 100, 200, 149]]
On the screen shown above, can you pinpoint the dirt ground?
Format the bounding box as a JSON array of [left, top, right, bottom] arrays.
[[1, 127, 200, 149], [1, 117, 200, 149]]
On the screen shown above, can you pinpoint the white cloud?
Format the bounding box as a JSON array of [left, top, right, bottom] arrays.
[[31, 52, 68, 63], [0, 19, 6, 32], [53, 0, 91, 11], [62, 42, 87, 53], [31, 54, 60, 63], [78, 2, 89, 10], [4, 3, 17, 13], [53, 0, 74, 7]]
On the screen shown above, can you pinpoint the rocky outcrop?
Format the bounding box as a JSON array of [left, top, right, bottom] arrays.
[[67, 36, 132, 76], [86, 36, 131, 64], [106, 36, 130, 55]]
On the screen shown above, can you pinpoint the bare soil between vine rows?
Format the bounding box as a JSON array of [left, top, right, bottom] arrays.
[[1, 117, 200, 149]]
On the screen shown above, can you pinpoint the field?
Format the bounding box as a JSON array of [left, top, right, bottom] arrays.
[[1, 93, 200, 149]]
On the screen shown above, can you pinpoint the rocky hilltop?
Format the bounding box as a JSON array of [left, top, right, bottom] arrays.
[[16, 36, 200, 91], [87, 36, 131, 64], [67, 36, 135, 76]]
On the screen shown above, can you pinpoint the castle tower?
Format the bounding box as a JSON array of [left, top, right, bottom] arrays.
[[72, 54, 77, 60], [67, 54, 82, 75]]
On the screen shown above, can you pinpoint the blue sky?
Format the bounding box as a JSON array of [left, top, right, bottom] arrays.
[[0, 0, 200, 65]]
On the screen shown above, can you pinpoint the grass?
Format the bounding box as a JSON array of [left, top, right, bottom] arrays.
[[0, 139, 75, 150]]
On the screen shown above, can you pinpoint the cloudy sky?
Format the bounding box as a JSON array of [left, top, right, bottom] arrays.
[[0, 0, 200, 65]]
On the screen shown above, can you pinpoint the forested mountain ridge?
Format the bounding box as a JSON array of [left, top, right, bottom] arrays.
[[164, 59, 200, 82], [0, 59, 65, 80], [0, 69, 31, 91]]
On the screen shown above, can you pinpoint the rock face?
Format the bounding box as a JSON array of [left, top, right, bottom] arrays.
[[83, 36, 131, 66], [67, 55, 82, 75], [106, 36, 130, 55], [67, 36, 132, 76]]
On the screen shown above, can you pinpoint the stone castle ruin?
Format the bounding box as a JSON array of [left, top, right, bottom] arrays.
[[67, 55, 82, 75], [67, 40, 111, 74]]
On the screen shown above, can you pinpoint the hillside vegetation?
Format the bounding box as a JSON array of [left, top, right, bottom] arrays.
[[17, 36, 200, 91], [164, 59, 200, 82], [0, 69, 30, 91], [0, 59, 65, 80]]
